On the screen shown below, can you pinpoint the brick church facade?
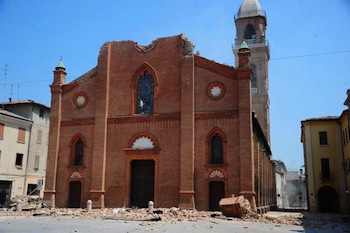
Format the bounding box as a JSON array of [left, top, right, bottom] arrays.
[[44, 0, 276, 211]]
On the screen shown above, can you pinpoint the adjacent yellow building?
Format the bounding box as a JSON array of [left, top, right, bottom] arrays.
[[343, 90, 350, 213], [301, 90, 350, 213]]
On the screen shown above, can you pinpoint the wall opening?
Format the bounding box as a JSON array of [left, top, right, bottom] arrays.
[[209, 181, 225, 211], [130, 160, 155, 208]]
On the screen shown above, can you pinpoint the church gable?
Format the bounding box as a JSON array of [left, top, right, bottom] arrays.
[[194, 56, 240, 113], [59, 70, 97, 120], [194, 56, 237, 79], [62, 67, 97, 93], [96, 35, 190, 116]]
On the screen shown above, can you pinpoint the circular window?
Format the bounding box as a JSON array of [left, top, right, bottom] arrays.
[[73, 92, 88, 108], [207, 82, 225, 100]]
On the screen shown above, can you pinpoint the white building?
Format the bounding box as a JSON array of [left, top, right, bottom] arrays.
[[286, 169, 307, 209], [3, 100, 50, 199], [274, 160, 289, 209], [0, 109, 32, 206]]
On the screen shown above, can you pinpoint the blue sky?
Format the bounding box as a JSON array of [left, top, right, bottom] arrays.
[[1, 0, 349, 170]]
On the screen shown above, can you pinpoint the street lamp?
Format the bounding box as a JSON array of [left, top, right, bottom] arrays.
[[299, 168, 303, 209]]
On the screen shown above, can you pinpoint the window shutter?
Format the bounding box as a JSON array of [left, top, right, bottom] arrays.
[[34, 155, 40, 170], [37, 130, 42, 144], [17, 128, 26, 143], [0, 123, 4, 139]]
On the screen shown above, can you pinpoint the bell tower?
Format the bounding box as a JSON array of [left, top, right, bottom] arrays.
[[233, 0, 270, 143]]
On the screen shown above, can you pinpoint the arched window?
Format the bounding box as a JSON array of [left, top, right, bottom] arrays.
[[211, 133, 223, 164], [74, 139, 84, 166], [136, 71, 154, 114], [206, 128, 227, 165], [244, 24, 256, 40]]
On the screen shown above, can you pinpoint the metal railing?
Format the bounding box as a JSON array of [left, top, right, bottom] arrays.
[[234, 38, 268, 48], [320, 171, 334, 183]]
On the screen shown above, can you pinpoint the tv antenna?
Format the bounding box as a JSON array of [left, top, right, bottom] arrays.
[[3, 65, 8, 109]]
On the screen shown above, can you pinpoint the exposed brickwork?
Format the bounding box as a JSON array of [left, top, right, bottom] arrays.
[[44, 34, 275, 211]]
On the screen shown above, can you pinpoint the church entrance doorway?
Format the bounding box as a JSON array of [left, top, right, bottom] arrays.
[[209, 181, 225, 211], [130, 160, 155, 208], [68, 181, 82, 208]]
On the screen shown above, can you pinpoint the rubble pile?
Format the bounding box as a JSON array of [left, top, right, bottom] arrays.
[[3, 196, 42, 212], [301, 212, 350, 229], [0, 200, 349, 229], [0, 206, 303, 225], [251, 213, 303, 226], [219, 195, 251, 217]]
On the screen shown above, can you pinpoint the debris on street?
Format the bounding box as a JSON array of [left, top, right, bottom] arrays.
[[219, 195, 251, 217], [0, 203, 349, 230]]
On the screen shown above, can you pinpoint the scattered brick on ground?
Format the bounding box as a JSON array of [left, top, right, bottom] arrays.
[[1, 201, 349, 230]]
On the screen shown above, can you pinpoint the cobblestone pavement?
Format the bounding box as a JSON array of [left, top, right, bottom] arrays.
[[0, 208, 349, 233]]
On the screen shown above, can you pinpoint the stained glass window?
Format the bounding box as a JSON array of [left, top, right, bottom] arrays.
[[211, 133, 223, 164], [136, 71, 154, 114]]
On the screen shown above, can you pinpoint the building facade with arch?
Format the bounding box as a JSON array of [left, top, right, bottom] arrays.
[[301, 89, 350, 213], [43, 34, 275, 211]]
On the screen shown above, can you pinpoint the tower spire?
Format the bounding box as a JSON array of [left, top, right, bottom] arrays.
[[56, 58, 65, 70], [53, 58, 67, 85]]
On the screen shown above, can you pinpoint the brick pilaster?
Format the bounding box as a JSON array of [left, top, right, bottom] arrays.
[[43, 66, 66, 207], [237, 67, 256, 210], [178, 55, 195, 209], [89, 43, 111, 208]]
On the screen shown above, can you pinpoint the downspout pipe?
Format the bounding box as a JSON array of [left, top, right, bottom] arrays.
[[338, 121, 350, 214]]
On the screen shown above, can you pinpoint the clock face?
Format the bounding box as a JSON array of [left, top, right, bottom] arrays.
[[207, 82, 225, 100], [73, 92, 88, 108]]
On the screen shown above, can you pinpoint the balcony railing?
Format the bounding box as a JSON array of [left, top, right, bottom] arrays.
[[234, 38, 268, 48], [320, 171, 334, 183]]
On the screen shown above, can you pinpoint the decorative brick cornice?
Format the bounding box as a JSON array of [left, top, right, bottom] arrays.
[[195, 110, 238, 120], [61, 111, 237, 126], [135, 40, 157, 53], [62, 68, 97, 93], [108, 113, 180, 124], [61, 118, 95, 127], [194, 56, 238, 79], [50, 85, 63, 94], [124, 148, 161, 155]]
